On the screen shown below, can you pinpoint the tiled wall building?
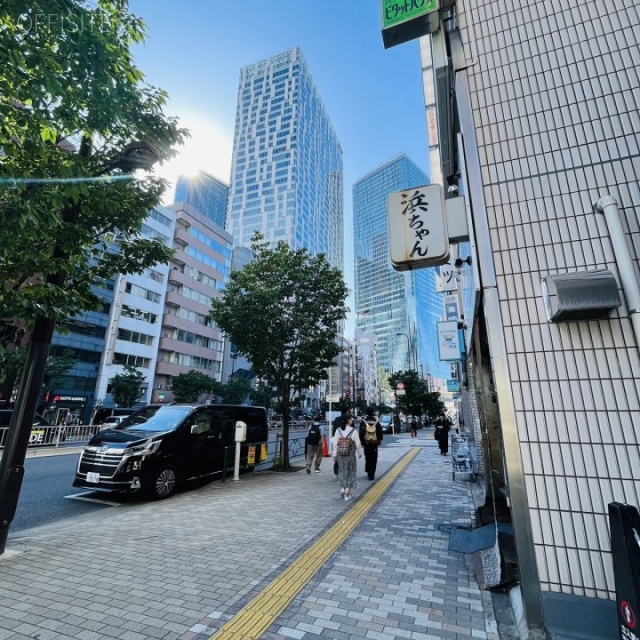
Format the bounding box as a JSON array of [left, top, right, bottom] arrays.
[[427, 1, 640, 637]]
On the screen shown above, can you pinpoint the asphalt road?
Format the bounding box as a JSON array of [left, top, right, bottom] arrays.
[[12, 454, 111, 533]]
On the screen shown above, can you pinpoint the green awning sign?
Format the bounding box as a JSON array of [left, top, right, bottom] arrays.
[[382, 0, 438, 28], [381, 0, 440, 48]]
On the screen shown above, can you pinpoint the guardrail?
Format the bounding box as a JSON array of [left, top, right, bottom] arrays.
[[0, 424, 99, 449], [1, 424, 316, 467]]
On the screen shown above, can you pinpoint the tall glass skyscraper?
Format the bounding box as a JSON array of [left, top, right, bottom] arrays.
[[353, 154, 448, 382], [174, 171, 229, 229], [226, 47, 343, 269]]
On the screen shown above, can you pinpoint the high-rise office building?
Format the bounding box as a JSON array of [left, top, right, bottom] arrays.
[[354, 154, 446, 382], [174, 171, 229, 229], [226, 47, 343, 269]]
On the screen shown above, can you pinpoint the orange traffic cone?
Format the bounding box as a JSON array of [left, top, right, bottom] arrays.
[[322, 434, 330, 457]]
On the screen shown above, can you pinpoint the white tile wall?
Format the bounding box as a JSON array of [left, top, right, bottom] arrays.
[[458, 0, 640, 599]]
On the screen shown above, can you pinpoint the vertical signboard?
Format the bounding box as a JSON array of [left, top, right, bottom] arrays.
[[437, 258, 458, 292], [443, 294, 459, 320], [437, 320, 461, 361], [387, 184, 449, 271]]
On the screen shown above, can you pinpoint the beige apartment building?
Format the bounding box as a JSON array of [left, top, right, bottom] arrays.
[[153, 203, 231, 402]]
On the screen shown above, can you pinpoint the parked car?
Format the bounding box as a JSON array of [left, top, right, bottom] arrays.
[[91, 407, 137, 427], [379, 414, 394, 434], [0, 410, 57, 445], [101, 415, 127, 428], [73, 404, 269, 499]]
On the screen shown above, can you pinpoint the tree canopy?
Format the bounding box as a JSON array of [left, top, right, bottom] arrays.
[[0, 1, 187, 327], [170, 370, 218, 403], [110, 365, 145, 407], [210, 233, 349, 468], [388, 370, 444, 420]]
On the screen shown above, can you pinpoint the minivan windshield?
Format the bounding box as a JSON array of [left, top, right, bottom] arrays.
[[121, 406, 193, 432]]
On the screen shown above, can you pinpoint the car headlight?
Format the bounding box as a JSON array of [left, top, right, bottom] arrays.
[[123, 441, 160, 456]]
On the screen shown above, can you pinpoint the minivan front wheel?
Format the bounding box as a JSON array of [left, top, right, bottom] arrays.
[[148, 465, 178, 500]]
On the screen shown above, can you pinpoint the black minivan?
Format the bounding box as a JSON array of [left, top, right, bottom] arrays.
[[73, 404, 269, 499]]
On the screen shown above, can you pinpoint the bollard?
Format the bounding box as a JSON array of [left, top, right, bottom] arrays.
[[608, 502, 640, 639]]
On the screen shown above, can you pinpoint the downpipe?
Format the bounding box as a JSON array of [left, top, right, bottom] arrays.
[[595, 195, 640, 347]]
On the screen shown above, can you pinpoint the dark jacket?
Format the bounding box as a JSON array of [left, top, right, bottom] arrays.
[[359, 418, 383, 447]]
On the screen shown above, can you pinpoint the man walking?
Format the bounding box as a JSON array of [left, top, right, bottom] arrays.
[[359, 409, 383, 481], [305, 420, 324, 473]]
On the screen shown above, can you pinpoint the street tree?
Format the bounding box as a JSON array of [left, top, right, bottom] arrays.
[[0, 346, 77, 405], [0, 1, 186, 328], [210, 233, 349, 469], [218, 378, 252, 405], [388, 370, 444, 420], [110, 365, 145, 408], [0, 0, 187, 555], [250, 380, 274, 410], [170, 370, 219, 403]]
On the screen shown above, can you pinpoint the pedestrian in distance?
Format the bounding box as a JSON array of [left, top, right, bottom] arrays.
[[332, 415, 362, 501], [435, 414, 451, 455], [332, 407, 351, 475], [359, 409, 383, 481], [305, 420, 324, 474], [332, 406, 351, 436], [409, 416, 418, 438]]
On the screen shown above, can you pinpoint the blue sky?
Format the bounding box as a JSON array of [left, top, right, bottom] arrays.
[[129, 1, 430, 322]]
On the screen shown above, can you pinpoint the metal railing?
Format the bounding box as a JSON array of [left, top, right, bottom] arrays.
[[1, 423, 325, 469], [0, 424, 100, 449]]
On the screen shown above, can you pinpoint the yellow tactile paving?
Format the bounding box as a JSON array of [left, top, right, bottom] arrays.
[[211, 448, 420, 640]]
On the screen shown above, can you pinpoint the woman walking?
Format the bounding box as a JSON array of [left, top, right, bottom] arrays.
[[332, 415, 362, 501]]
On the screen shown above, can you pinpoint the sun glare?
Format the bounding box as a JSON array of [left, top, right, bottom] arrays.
[[153, 112, 233, 205]]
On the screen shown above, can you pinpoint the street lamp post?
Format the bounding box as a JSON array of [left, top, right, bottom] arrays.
[[0, 140, 160, 554], [396, 332, 412, 371]]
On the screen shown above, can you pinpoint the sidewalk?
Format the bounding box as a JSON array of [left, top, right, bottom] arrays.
[[0, 432, 510, 640]]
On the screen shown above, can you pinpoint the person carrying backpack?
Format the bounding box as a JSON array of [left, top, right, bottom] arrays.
[[305, 420, 324, 474], [359, 409, 383, 481], [331, 415, 361, 501]]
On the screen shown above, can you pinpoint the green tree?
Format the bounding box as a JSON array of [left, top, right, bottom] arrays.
[[43, 349, 78, 390], [218, 378, 252, 405], [250, 379, 274, 410], [0, 1, 186, 326], [110, 365, 145, 408], [170, 370, 219, 403], [210, 233, 349, 469], [388, 370, 444, 420], [0, 346, 77, 404]]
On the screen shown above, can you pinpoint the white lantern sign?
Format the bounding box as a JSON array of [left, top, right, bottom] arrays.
[[387, 184, 449, 271]]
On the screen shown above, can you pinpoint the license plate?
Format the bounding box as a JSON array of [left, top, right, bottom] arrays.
[[86, 472, 100, 483]]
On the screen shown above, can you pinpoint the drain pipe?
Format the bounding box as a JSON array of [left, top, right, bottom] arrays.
[[595, 195, 640, 346]]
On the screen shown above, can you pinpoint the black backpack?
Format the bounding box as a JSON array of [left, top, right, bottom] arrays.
[[307, 424, 321, 446]]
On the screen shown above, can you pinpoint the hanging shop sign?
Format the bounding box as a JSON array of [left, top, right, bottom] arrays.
[[388, 183, 449, 271]]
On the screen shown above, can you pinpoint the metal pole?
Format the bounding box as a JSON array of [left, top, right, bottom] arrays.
[[0, 138, 159, 554], [0, 316, 55, 552]]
